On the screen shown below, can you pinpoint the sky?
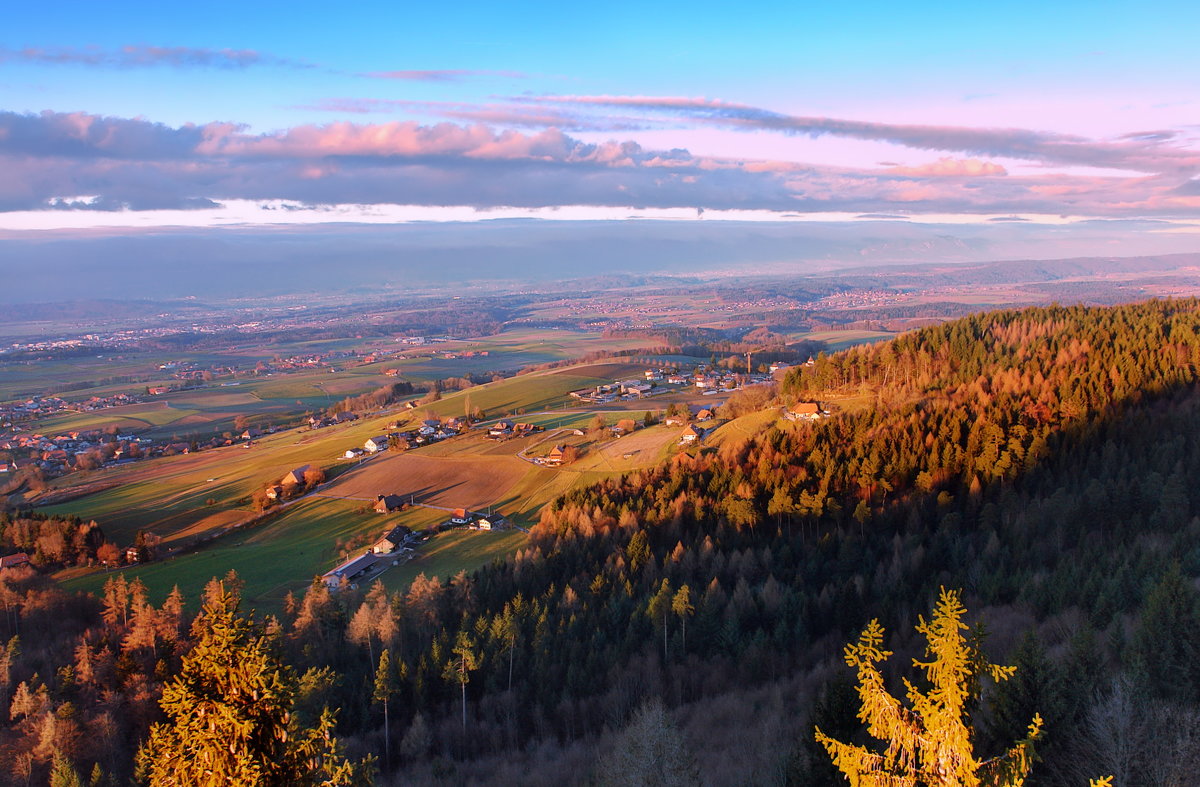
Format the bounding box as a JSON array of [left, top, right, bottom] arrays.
[[3, 0, 1200, 285]]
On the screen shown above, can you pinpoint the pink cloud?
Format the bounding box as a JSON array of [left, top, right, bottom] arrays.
[[887, 157, 1007, 177], [5, 109, 1200, 220], [512, 94, 1200, 176]]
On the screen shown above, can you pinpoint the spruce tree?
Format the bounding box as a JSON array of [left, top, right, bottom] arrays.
[[136, 580, 370, 786]]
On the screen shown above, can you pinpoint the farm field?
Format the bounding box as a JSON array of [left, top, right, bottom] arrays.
[[568, 423, 681, 473], [55, 497, 504, 615], [422, 362, 647, 418], [377, 528, 527, 594], [35, 421, 389, 547], [34, 401, 202, 435], [34, 360, 640, 545], [321, 450, 538, 512], [36, 358, 677, 611], [703, 409, 782, 447], [794, 329, 896, 353]]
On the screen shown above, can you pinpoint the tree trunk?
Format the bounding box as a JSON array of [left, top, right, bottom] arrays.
[[508, 641, 514, 693], [383, 698, 390, 770], [461, 678, 467, 733]]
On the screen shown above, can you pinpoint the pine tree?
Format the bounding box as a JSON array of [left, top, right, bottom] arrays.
[[443, 630, 478, 735], [373, 649, 398, 771], [1130, 563, 1200, 702], [136, 580, 370, 786]]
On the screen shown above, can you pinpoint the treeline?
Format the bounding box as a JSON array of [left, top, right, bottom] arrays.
[[329, 381, 417, 415], [0, 511, 106, 569]]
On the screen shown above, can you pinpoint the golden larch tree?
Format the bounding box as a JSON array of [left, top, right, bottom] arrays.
[[815, 587, 1042, 787]]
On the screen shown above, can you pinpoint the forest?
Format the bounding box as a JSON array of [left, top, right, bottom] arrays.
[[4, 300, 1200, 784]]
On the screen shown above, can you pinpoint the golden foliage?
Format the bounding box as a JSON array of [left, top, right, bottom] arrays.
[[815, 588, 1042, 787]]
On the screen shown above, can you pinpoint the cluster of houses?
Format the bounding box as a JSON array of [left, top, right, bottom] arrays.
[[486, 421, 542, 440], [308, 411, 359, 430], [359, 416, 468, 455], [0, 395, 73, 424], [569, 364, 780, 404], [0, 429, 161, 476]]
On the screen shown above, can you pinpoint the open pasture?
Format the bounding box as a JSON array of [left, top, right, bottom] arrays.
[[57, 497, 408, 612], [58, 497, 528, 614], [377, 528, 527, 593], [794, 329, 896, 352]]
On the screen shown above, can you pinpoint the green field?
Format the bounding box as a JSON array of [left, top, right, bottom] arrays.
[[40, 359, 667, 611], [57, 498, 527, 615], [794, 329, 896, 353], [377, 529, 528, 594]]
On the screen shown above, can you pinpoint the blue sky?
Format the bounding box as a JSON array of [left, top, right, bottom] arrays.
[[2, 1, 1200, 241]]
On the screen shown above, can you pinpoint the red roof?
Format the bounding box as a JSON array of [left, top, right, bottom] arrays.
[[0, 552, 30, 570]]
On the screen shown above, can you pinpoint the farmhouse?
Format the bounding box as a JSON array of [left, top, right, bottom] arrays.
[[450, 508, 471, 525], [364, 436, 389, 453], [322, 552, 376, 589], [372, 525, 412, 554], [374, 494, 405, 513], [282, 465, 311, 486], [265, 484, 284, 500], [545, 445, 565, 467], [679, 425, 706, 445], [784, 402, 824, 421], [0, 552, 30, 571], [694, 408, 714, 422]]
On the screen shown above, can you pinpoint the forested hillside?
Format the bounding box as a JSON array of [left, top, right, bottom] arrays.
[[6, 300, 1200, 785]]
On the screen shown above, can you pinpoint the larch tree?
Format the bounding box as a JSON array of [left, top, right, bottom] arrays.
[[671, 585, 694, 654], [647, 579, 673, 662], [815, 588, 1044, 787]]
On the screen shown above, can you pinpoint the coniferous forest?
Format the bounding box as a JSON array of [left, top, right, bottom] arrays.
[[7, 300, 1200, 784]]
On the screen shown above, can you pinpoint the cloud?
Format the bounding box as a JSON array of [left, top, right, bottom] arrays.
[[3, 109, 1200, 221], [298, 97, 656, 131], [362, 69, 527, 81], [887, 158, 1007, 177], [511, 94, 1200, 176], [0, 44, 309, 70]]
